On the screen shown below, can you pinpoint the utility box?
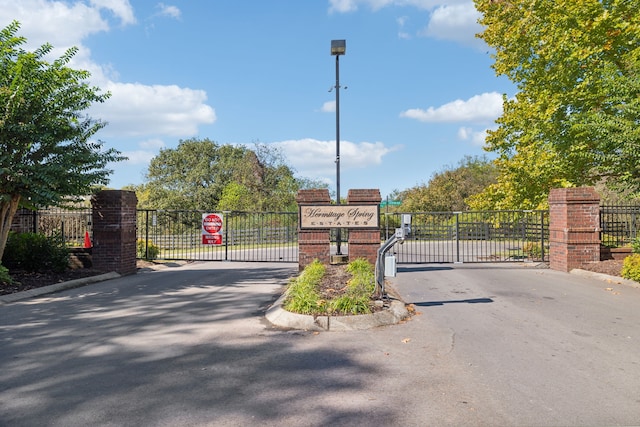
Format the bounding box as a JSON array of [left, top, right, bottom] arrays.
[[384, 255, 397, 277]]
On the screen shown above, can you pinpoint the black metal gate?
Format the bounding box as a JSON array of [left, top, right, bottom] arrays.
[[136, 209, 548, 264], [381, 210, 548, 263], [137, 210, 298, 262], [14, 207, 550, 264], [21, 204, 640, 265]]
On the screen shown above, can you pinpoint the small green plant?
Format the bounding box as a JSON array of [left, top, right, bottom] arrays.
[[622, 254, 640, 282], [137, 239, 160, 260], [0, 264, 12, 285], [522, 242, 543, 259], [283, 259, 325, 314], [329, 258, 376, 314], [631, 237, 640, 254], [2, 232, 69, 273], [284, 258, 376, 316]]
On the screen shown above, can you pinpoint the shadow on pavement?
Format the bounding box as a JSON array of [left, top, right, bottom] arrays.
[[414, 297, 494, 307], [0, 263, 399, 426]]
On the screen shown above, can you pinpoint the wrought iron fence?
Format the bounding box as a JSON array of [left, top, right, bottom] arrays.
[[600, 204, 640, 247], [382, 210, 548, 263], [16, 203, 640, 264], [137, 209, 298, 262], [28, 204, 634, 265], [11, 207, 92, 247]]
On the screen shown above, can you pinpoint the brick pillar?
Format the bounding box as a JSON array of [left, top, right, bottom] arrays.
[[347, 189, 382, 265], [549, 187, 600, 272], [91, 190, 138, 275], [297, 189, 331, 271]]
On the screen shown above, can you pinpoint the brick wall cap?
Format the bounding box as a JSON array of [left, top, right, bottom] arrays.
[[346, 189, 382, 203], [548, 187, 600, 203], [296, 189, 331, 203]]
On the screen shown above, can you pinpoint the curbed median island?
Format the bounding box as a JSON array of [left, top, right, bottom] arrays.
[[266, 259, 410, 331]]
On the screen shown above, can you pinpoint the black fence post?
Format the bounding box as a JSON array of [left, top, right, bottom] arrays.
[[540, 210, 546, 262], [455, 212, 460, 263], [224, 212, 229, 261], [144, 210, 150, 260]]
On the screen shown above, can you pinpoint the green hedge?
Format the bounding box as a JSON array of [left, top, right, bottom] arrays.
[[2, 232, 69, 273]]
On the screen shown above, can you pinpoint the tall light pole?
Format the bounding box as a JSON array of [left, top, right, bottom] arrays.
[[331, 39, 346, 256]]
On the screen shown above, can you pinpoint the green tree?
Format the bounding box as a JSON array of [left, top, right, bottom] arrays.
[[400, 156, 497, 211], [472, 0, 640, 209], [0, 21, 123, 260], [139, 138, 300, 211], [140, 138, 243, 210]]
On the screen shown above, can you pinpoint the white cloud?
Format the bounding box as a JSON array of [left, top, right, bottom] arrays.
[[139, 138, 166, 150], [122, 150, 157, 165], [0, 1, 110, 49], [273, 138, 398, 181], [396, 16, 411, 39], [90, 0, 136, 25], [156, 3, 181, 20], [321, 100, 336, 113], [419, 3, 483, 47], [93, 82, 216, 137], [121, 139, 165, 166], [400, 92, 504, 124], [328, 1, 481, 46], [457, 126, 488, 146], [0, 0, 215, 141], [328, 0, 463, 13]]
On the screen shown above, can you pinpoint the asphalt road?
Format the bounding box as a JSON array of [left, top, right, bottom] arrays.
[[1, 261, 639, 426]]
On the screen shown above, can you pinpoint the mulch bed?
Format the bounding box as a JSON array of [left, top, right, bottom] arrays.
[[1, 268, 107, 296], [578, 259, 624, 277]]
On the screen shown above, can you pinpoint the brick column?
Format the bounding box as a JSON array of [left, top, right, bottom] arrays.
[[549, 187, 600, 272], [297, 189, 331, 271], [347, 189, 382, 265], [91, 190, 138, 275]]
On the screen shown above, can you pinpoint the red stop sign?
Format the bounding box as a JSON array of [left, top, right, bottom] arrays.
[[202, 213, 223, 234]]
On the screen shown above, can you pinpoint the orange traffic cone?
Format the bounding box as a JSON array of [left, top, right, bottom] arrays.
[[84, 231, 92, 248]]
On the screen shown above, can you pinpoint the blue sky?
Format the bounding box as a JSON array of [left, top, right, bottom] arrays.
[[1, 0, 514, 200]]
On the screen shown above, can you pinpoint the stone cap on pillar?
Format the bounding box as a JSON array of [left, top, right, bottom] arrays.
[[346, 189, 381, 204], [549, 187, 600, 204], [296, 189, 331, 204]]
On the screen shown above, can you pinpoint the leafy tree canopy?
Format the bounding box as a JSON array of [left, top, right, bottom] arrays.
[[0, 21, 123, 260], [472, 0, 640, 209], [400, 156, 497, 211], [136, 138, 308, 212]]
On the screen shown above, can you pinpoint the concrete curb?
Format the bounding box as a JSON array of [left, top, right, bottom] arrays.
[[570, 269, 640, 289], [265, 293, 410, 331], [0, 272, 121, 305]]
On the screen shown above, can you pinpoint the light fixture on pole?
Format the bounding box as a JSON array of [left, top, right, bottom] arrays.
[[331, 39, 346, 256]]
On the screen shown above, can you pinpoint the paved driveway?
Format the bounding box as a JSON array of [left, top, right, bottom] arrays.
[[1, 261, 639, 426]]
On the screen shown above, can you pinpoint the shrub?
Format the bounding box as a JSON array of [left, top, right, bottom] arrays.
[[283, 259, 325, 314], [631, 237, 640, 254], [2, 232, 69, 273], [622, 254, 640, 282], [137, 239, 160, 260], [0, 264, 12, 285]]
